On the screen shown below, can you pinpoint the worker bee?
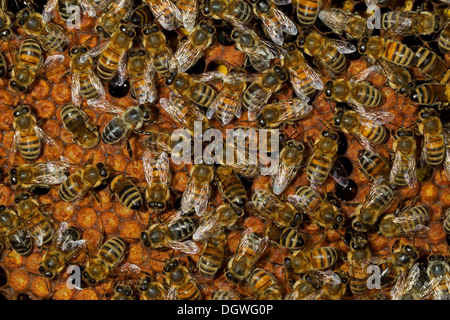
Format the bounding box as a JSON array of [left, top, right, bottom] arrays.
[[101, 104, 154, 157], [250, 0, 297, 46], [256, 98, 313, 129], [202, 0, 253, 26], [42, 0, 96, 24], [95, 0, 133, 38], [248, 189, 303, 228], [142, 24, 177, 77], [410, 83, 449, 108], [159, 92, 209, 137], [379, 204, 430, 237], [94, 23, 135, 82], [413, 46, 449, 84], [197, 231, 227, 278], [426, 254, 450, 300], [58, 161, 109, 203], [281, 42, 323, 100], [9, 39, 43, 93], [165, 71, 218, 109], [0, 205, 33, 256], [389, 128, 418, 188], [8, 161, 71, 193], [264, 222, 305, 250], [320, 271, 348, 300], [206, 68, 247, 125], [231, 24, 280, 73], [163, 258, 202, 300], [38, 222, 84, 279], [193, 203, 240, 242], [318, 8, 368, 40], [225, 229, 269, 283], [214, 165, 247, 213], [247, 267, 282, 299], [212, 290, 241, 300], [127, 48, 157, 105], [390, 262, 437, 300], [60, 104, 100, 150], [380, 10, 442, 37], [285, 273, 321, 300], [14, 192, 54, 246], [357, 149, 391, 181], [110, 281, 137, 300], [180, 161, 214, 216], [136, 272, 167, 300], [10, 104, 57, 163], [346, 231, 372, 297], [357, 36, 415, 67], [143, 151, 172, 213], [288, 185, 345, 230], [82, 236, 127, 285], [352, 177, 396, 232], [242, 63, 288, 119], [145, 0, 182, 31], [416, 108, 446, 168], [109, 175, 143, 211], [298, 30, 355, 75], [173, 20, 215, 73], [439, 19, 450, 54], [141, 210, 199, 254], [270, 140, 305, 195], [130, 4, 152, 27]]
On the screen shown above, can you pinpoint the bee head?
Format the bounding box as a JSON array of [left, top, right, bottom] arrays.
[[16, 9, 30, 26], [142, 24, 160, 35], [358, 37, 368, 54]]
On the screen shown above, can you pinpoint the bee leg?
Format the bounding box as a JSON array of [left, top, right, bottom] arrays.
[[90, 189, 102, 207], [186, 256, 197, 273], [126, 140, 133, 160]]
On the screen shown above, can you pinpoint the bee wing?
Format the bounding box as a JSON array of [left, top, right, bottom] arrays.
[[140, 59, 158, 104], [392, 215, 429, 235], [42, 54, 66, 72], [288, 64, 324, 99], [174, 39, 207, 73], [311, 270, 342, 285], [151, 0, 182, 31], [87, 40, 111, 58], [8, 130, 20, 165], [143, 150, 156, 186], [42, 0, 57, 22], [352, 103, 395, 125], [234, 228, 269, 262], [361, 176, 392, 210], [405, 153, 418, 188], [179, 0, 197, 32], [350, 65, 382, 82], [193, 71, 225, 83], [115, 52, 129, 87], [71, 73, 82, 106], [167, 240, 200, 254], [34, 125, 58, 150], [29, 161, 72, 185], [159, 96, 186, 127], [272, 160, 301, 195], [192, 213, 224, 242], [330, 39, 357, 54], [118, 262, 142, 276], [246, 87, 274, 120], [245, 39, 280, 72], [205, 93, 220, 120], [259, 7, 297, 46], [390, 266, 416, 300], [382, 13, 413, 37], [318, 9, 347, 36], [78, 0, 97, 17]]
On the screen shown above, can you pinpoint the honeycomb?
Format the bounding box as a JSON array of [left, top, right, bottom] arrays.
[[0, 0, 449, 301]]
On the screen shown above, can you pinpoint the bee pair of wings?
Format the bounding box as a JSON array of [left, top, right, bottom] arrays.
[[318, 8, 365, 40], [360, 176, 396, 211], [192, 211, 234, 242], [271, 151, 305, 195], [284, 270, 343, 300], [10, 161, 73, 186], [142, 150, 172, 192], [180, 171, 213, 217], [232, 227, 269, 265], [51, 222, 86, 257], [173, 28, 211, 73], [284, 57, 324, 100], [390, 148, 417, 189], [287, 187, 338, 221], [148, 0, 182, 31], [42, 0, 97, 23], [245, 188, 294, 217]]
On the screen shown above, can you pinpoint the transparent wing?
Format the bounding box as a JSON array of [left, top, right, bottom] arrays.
[[382, 12, 413, 37], [272, 0, 291, 4], [350, 65, 382, 82], [352, 104, 395, 125], [28, 161, 72, 185], [311, 270, 342, 285], [272, 159, 301, 195], [233, 228, 269, 265], [288, 63, 324, 99], [193, 71, 225, 83], [167, 240, 200, 254], [444, 129, 450, 180], [179, 0, 197, 32], [174, 39, 208, 73], [71, 73, 82, 106], [405, 152, 418, 188], [331, 39, 357, 54], [150, 0, 182, 31], [78, 0, 97, 17], [42, 54, 65, 72], [259, 6, 297, 46], [8, 130, 20, 165], [42, 0, 57, 22], [34, 125, 59, 150], [318, 9, 347, 36], [115, 51, 129, 87], [143, 150, 156, 186], [192, 213, 226, 242]]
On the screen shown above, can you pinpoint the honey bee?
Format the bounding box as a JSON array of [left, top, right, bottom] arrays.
[[242, 63, 288, 119], [247, 267, 282, 300], [10, 104, 57, 163], [214, 165, 247, 213], [346, 231, 372, 297], [0, 205, 33, 256], [143, 151, 172, 213], [410, 83, 450, 108], [357, 149, 391, 181], [231, 24, 280, 73], [380, 10, 442, 37], [201, 0, 253, 26], [192, 203, 240, 242], [250, 0, 297, 46], [270, 140, 305, 196], [206, 68, 248, 125], [439, 19, 450, 54], [94, 24, 135, 82], [180, 161, 214, 216], [141, 211, 199, 254], [256, 98, 313, 129], [95, 0, 133, 38], [136, 272, 167, 300], [144, 0, 182, 31], [42, 0, 96, 24], [298, 30, 355, 75], [264, 222, 305, 250], [357, 36, 415, 67], [58, 161, 109, 203], [16, 8, 68, 54], [163, 258, 202, 300], [285, 273, 321, 300], [225, 228, 269, 283], [165, 71, 218, 109], [379, 204, 430, 237], [159, 92, 209, 137], [249, 189, 303, 228], [14, 192, 54, 246], [414, 46, 449, 84], [281, 42, 323, 100], [101, 104, 154, 157], [109, 175, 143, 211], [390, 262, 437, 300], [173, 20, 215, 73], [320, 271, 348, 300], [60, 104, 100, 150], [288, 185, 345, 230], [82, 236, 127, 285], [110, 281, 137, 300], [197, 231, 227, 278], [130, 4, 152, 27], [8, 161, 71, 192], [127, 48, 157, 105], [416, 108, 446, 168], [426, 254, 450, 300], [389, 128, 418, 188], [352, 177, 396, 232], [38, 222, 85, 279], [9, 39, 43, 93], [318, 8, 368, 40], [142, 24, 177, 77], [212, 290, 241, 300]]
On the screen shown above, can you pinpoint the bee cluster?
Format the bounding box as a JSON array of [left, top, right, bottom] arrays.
[[0, 0, 450, 301]]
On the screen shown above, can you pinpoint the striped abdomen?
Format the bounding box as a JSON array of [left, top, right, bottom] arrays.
[[58, 0, 79, 22], [307, 152, 335, 185], [110, 176, 143, 210], [18, 129, 41, 161], [383, 40, 414, 66], [424, 134, 445, 167], [58, 172, 89, 202], [198, 233, 226, 277], [399, 205, 430, 234], [42, 24, 67, 52], [26, 212, 54, 245], [101, 117, 127, 144], [98, 237, 127, 268], [309, 247, 340, 270], [79, 72, 100, 100], [242, 83, 265, 110], [152, 49, 173, 76], [8, 228, 33, 256], [229, 0, 253, 24], [175, 280, 202, 300], [19, 39, 43, 70], [353, 83, 383, 108], [415, 47, 448, 83], [97, 45, 122, 81], [215, 166, 246, 210], [322, 43, 347, 74], [277, 227, 304, 249], [168, 217, 197, 241], [294, 186, 323, 212], [357, 123, 387, 144], [439, 21, 450, 54], [189, 82, 217, 108], [363, 184, 395, 218], [358, 150, 390, 180], [296, 0, 319, 26], [411, 83, 448, 105]]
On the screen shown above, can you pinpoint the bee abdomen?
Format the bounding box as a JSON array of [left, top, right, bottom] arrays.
[[99, 237, 126, 267], [97, 48, 121, 81], [102, 118, 126, 144], [19, 133, 41, 161], [384, 40, 414, 66], [168, 218, 196, 241], [307, 154, 333, 184], [425, 135, 445, 167], [296, 0, 319, 26], [9, 231, 33, 256]]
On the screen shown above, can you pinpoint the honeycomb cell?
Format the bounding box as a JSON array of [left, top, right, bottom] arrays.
[[8, 269, 30, 292], [31, 276, 53, 299], [76, 207, 98, 229]]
